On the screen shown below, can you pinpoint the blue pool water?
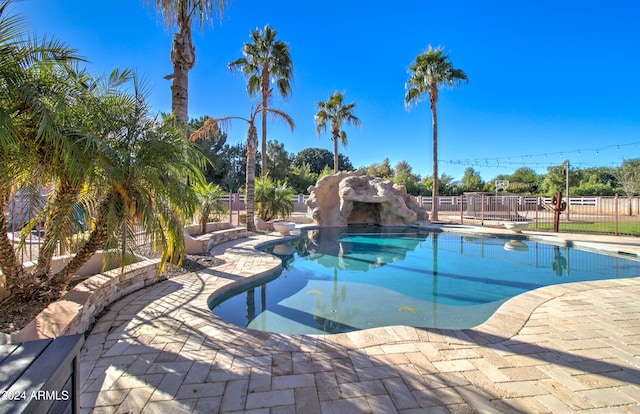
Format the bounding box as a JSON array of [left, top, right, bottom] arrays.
[[211, 226, 640, 334]]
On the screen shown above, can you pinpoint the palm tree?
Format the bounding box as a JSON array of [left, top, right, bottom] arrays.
[[1, 61, 204, 301], [190, 104, 294, 231], [145, 0, 230, 124], [194, 181, 227, 234], [0, 0, 91, 300], [254, 175, 295, 221], [46, 75, 206, 293], [229, 25, 293, 176], [405, 45, 467, 220], [314, 92, 360, 173]]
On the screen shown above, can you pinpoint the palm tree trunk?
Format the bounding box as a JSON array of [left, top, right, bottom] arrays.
[[47, 193, 114, 293], [260, 102, 267, 177], [0, 190, 27, 297], [50, 220, 108, 290], [33, 181, 78, 279], [246, 125, 258, 232], [333, 130, 339, 173], [246, 163, 256, 232], [171, 64, 189, 125], [431, 102, 439, 221], [170, 17, 195, 125], [260, 71, 270, 176]]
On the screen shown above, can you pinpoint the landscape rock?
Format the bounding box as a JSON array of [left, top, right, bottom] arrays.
[[306, 172, 429, 227]]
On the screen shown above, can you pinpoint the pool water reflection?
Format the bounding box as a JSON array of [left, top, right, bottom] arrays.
[[211, 226, 640, 334]]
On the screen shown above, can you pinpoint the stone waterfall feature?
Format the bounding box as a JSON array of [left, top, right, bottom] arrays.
[[305, 172, 429, 227]]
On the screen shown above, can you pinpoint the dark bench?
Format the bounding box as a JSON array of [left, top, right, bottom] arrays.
[[0, 334, 84, 414]]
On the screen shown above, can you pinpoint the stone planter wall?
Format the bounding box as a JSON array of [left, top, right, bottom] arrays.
[[185, 221, 234, 236], [185, 222, 248, 254], [7, 257, 160, 344], [207, 227, 248, 251]]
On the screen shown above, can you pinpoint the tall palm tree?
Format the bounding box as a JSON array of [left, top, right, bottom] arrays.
[[190, 104, 294, 231], [314, 91, 360, 173], [405, 45, 467, 221], [145, 0, 230, 124], [229, 25, 293, 176]]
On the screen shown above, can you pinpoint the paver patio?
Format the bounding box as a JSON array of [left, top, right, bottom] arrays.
[[80, 227, 640, 413]]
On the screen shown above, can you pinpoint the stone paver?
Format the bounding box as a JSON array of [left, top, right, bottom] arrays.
[[80, 229, 640, 413]]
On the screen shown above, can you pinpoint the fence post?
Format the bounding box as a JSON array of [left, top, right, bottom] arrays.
[[615, 194, 619, 236], [535, 196, 539, 229], [228, 193, 232, 223], [481, 194, 485, 226], [459, 195, 463, 224]]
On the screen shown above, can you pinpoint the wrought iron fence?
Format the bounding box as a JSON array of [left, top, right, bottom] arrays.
[[419, 195, 640, 236], [4, 193, 638, 268]]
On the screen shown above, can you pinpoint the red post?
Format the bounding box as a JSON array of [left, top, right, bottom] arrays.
[[551, 191, 567, 232]]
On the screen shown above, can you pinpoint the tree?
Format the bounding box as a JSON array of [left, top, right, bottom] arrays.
[[362, 158, 394, 179], [0, 1, 89, 299], [2, 65, 205, 301], [616, 159, 640, 215], [315, 91, 361, 173], [573, 167, 616, 196], [194, 182, 227, 233], [188, 115, 227, 182], [254, 175, 295, 221], [286, 163, 318, 194], [540, 163, 576, 196], [76, 105, 205, 287], [460, 167, 484, 192], [421, 174, 457, 196], [615, 159, 640, 196], [229, 25, 293, 177], [405, 46, 468, 220], [292, 148, 353, 174], [395, 160, 414, 176], [507, 167, 540, 194], [191, 104, 294, 231], [266, 139, 290, 183], [145, 0, 230, 124], [394, 171, 421, 195], [220, 143, 249, 192]]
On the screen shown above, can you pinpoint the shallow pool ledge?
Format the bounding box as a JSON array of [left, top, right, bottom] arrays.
[[205, 232, 297, 309]]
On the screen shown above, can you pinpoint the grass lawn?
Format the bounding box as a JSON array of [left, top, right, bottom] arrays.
[[532, 221, 640, 236]]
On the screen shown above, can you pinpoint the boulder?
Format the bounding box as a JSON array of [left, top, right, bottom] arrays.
[[306, 172, 428, 227]]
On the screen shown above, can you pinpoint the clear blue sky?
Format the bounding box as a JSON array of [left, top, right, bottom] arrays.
[[14, 0, 640, 182]]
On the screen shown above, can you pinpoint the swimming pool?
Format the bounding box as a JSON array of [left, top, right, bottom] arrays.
[[211, 226, 640, 334]]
